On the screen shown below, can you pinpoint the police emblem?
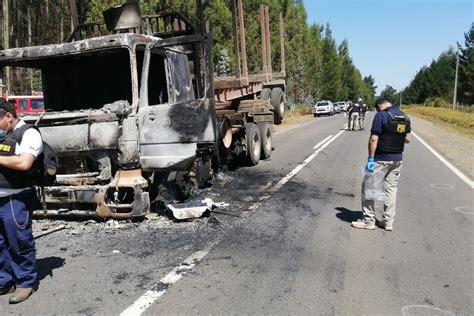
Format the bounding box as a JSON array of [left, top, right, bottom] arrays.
[[397, 124, 406, 133]]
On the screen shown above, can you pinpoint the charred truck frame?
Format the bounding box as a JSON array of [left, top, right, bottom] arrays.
[[0, 0, 286, 219]]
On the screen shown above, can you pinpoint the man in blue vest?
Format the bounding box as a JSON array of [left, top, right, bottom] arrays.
[[0, 99, 42, 303], [352, 97, 411, 231]]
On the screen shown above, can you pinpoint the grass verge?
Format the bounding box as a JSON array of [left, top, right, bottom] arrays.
[[404, 106, 474, 139]]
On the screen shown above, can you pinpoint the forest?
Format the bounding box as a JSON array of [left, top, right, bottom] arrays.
[[0, 0, 377, 107]]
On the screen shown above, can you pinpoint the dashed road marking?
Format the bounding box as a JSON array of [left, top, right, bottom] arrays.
[[430, 183, 454, 190], [402, 305, 455, 316], [454, 206, 474, 215], [412, 132, 474, 189], [120, 240, 220, 316], [270, 130, 345, 193]]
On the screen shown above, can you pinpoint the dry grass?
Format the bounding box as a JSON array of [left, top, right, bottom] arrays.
[[274, 107, 314, 132], [404, 106, 474, 138]]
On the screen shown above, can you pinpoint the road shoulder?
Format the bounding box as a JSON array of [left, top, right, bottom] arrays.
[[409, 115, 473, 180]]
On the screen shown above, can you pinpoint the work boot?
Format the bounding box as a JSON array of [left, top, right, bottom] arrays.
[[351, 219, 376, 230], [0, 283, 15, 295], [9, 288, 34, 304]]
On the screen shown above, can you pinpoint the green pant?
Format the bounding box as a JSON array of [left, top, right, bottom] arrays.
[[361, 161, 403, 224]]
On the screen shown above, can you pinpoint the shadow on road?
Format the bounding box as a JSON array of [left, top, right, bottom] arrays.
[[335, 207, 362, 223], [37, 256, 65, 281]]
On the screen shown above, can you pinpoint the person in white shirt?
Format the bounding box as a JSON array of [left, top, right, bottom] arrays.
[[0, 98, 42, 304]]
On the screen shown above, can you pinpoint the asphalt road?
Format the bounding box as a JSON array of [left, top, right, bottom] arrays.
[[1, 112, 472, 315]]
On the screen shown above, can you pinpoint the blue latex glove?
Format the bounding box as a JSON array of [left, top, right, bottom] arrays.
[[366, 157, 375, 173]]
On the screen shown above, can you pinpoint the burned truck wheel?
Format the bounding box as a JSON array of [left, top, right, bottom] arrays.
[[271, 87, 285, 125], [245, 123, 261, 166], [260, 88, 271, 100], [258, 122, 272, 159]]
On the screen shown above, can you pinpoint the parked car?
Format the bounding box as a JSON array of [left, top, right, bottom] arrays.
[[313, 101, 334, 117], [334, 101, 347, 113], [7, 95, 44, 113]]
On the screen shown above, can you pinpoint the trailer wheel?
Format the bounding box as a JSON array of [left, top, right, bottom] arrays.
[[260, 88, 271, 100], [271, 87, 284, 125], [245, 123, 261, 166], [258, 122, 272, 159]]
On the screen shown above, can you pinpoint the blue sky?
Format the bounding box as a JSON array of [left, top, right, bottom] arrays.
[[305, 0, 473, 94]]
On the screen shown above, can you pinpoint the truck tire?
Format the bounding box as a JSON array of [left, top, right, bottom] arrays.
[[271, 87, 284, 125], [245, 123, 261, 166], [260, 88, 271, 100], [258, 122, 272, 159]]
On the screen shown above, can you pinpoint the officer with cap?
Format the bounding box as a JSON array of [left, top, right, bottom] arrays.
[[0, 98, 42, 303], [352, 97, 411, 231]]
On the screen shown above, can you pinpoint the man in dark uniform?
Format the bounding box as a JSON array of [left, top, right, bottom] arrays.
[[352, 97, 411, 231], [348, 100, 361, 131], [0, 99, 42, 303]]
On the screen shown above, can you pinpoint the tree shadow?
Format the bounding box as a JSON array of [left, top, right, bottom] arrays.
[[37, 256, 65, 282], [335, 207, 362, 223]]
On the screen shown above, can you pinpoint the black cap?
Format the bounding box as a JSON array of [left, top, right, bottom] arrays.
[[0, 98, 17, 117], [375, 97, 391, 107]]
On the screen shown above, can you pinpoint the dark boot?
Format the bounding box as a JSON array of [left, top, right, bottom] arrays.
[[9, 287, 34, 304], [0, 283, 15, 295]]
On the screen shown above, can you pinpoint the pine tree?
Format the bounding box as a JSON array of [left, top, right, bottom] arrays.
[[320, 24, 342, 101]]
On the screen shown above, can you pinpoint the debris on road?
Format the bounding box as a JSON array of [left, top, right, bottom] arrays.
[[34, 224, 66, 239], [167, 198, 215, 220]]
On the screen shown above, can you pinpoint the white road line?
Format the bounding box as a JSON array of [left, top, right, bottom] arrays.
[[120, 240, 220, 316], [313, 135, 333, 149], [412, 131, 474, 189], [269, 130, 345, 192]]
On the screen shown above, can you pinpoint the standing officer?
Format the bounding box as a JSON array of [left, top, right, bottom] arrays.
[[359, 101, 367, 130], [0, 99, 42, 303], [349, 100, 361, 131], [352, 97, 411, 231]]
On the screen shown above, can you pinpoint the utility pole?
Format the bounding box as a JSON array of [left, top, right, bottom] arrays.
[[452, 48, 459, 110], [400, 91, 402, 108]]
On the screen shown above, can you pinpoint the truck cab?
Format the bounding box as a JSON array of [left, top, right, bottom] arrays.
[[0, 9, 216, 218]]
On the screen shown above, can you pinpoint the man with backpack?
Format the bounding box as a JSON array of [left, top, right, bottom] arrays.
[[352, 97, 411, 231], [0, 99, 42, 304]]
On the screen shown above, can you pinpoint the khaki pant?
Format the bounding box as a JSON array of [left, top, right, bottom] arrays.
[[361, 161, 402, 224], [349, 112, 359, 130]]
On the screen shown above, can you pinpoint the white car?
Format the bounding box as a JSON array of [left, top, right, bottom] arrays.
[[313, 101, 334, 117], [334, 101, 347, 113]]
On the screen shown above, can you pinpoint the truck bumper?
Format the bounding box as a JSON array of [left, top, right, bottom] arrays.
[[34, 169, 150, 219]]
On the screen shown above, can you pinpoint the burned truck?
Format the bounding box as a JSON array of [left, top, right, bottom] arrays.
[[0, 1, 286, 219]]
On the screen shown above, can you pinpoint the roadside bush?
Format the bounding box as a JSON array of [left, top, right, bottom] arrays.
[[424, 96, 450, 108], [405, 106, 474, 130]]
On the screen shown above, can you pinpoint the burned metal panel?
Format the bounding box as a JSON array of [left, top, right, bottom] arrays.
[[0, 34, 155, 63], [140, 143, 198, 170], [118, 116, 139, 165], [140, 99, 214, 144], [39, 122, 119, 152]]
